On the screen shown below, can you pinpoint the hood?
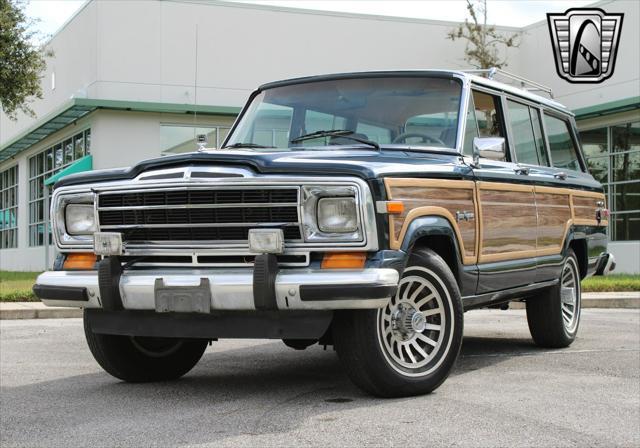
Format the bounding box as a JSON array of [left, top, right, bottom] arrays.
[[54, 148, 470, 188]]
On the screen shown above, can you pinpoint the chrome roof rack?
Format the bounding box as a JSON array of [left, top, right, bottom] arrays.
[[464, 68, 554, 99]]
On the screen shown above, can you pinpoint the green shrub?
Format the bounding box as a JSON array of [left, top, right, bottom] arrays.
[[581, 274, 640, 293], [0, 271, 40, 302]]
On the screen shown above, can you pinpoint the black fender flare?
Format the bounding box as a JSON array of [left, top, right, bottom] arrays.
[[400, 215, 463, 256], [398, 216, 470, 290]]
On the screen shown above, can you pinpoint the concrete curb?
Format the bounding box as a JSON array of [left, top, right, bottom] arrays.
[[505, 292, 640, 310], [1, 292, 638, 319], [581, 292, 640, 309], [0, 302, 82, 320]]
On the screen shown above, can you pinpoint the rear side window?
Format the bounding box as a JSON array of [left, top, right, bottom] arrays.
[[544, 114, 583, 172], [507, 100, 549, 166], [530, 109, 549, 166]]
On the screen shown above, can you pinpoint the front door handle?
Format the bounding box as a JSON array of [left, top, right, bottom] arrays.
[[554, 171, 568, 180], [514, 166, 530, 175]]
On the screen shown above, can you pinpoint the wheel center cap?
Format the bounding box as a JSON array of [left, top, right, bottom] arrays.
[[411, 312, 426, 332], [391, 305, 425, 337]]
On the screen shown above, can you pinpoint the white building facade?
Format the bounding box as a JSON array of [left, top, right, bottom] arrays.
[[1, 0, 638, 272]]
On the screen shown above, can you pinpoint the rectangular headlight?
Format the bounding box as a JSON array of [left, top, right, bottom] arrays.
[[65, 204, 96, 235], [301, 185, 363, 243], [317, 197, 358, 233]]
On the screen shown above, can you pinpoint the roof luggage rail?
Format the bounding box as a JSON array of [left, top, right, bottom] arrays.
[[464, 67, 554, 99]]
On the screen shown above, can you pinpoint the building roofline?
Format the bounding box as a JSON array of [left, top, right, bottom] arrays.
[[0, 99, 241, 162], [72, 98, 241, 116], [39, 0, 608, 51], [520, 0, 613, 31], [177, 0, 524, 30], [40, 0, 93, 48]]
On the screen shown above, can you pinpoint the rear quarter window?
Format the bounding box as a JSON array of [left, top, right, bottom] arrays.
[[544, 113, 583, 172]]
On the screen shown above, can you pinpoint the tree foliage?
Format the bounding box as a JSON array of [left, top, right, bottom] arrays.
[[0, 0, 50, 120], [447, 0, 521, 69]]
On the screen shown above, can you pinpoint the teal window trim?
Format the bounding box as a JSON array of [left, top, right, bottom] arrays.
[[0, 99, 241, 162], [574, 97, 640, 120]]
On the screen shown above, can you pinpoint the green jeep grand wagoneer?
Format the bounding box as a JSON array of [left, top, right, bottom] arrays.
[[33, 69, 614, 397]]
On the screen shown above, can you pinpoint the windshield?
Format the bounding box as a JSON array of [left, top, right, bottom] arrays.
[[224, 76, 462, 151]]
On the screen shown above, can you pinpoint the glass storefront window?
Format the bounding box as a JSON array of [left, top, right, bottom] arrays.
[[0, 165, 19, 249], [612, 182, 640, 215], [28, 129, 90, 246], [613, 212, 640, 241], [612, 122, 640, 182], [580, 120, 640, 241]]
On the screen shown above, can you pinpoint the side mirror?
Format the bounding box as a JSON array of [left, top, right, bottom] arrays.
[[473, 137, 506, 166]]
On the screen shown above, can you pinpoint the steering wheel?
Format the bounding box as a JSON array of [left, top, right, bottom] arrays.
[[392, 132, 445, 146]]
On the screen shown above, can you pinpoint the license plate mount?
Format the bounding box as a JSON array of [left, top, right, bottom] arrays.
[[154, 278, 211, 314]]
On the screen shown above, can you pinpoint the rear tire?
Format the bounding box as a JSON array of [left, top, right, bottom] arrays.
[[526, 249, 581, 348], [333, 248, 463, 398], [83, 311, 208, 382]]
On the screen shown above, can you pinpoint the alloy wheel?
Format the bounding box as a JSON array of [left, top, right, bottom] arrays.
[[377, 268, 449, 375], [560, 257, 581, 334]]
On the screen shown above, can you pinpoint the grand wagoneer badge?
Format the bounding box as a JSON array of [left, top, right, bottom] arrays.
[[547, 8, 624, 83]]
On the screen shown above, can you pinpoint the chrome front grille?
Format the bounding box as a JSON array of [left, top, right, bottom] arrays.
[[98, 188, 298, 207], [97, 187, 302, 244]]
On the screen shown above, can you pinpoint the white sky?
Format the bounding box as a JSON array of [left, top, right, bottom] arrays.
[[25, 0, 595, 41]]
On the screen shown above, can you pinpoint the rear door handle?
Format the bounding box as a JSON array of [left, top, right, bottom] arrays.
[[554, 171, 568, 180], [514, 166, 530, 175]]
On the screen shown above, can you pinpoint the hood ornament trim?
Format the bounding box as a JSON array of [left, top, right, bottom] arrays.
[[136, 166, 254, 182]]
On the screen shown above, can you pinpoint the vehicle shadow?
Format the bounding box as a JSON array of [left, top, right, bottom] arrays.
[[1, 333, 548, 447]]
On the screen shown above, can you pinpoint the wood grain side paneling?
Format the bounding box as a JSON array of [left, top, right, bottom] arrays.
[[572, 192, 608, 226], [477, 182, 537, 263], [534, 189, 571, 255], [384, 178, 606, 266], [385, 178, 477, 264]]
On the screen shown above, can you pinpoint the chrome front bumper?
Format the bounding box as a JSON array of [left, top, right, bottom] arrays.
[[34, 268, 399, 311]]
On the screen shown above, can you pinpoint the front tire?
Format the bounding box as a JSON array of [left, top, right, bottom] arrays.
[[84, 311, 208, 382], [526, 249, 582, 348], [333, 248, 464, 398]]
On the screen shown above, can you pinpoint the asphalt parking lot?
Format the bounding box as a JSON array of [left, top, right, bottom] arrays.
[[1, 309, 638, 447]]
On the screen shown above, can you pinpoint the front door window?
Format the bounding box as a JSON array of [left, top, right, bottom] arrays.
[[464, 90, 506, 161]]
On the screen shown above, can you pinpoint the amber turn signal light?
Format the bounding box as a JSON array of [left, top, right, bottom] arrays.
[[321, 252, 366, 269], [386, 201, 404, 214], [63, 253, 97, 270]]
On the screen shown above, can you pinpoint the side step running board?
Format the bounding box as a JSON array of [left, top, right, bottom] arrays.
[[462, 279, 559, 310]]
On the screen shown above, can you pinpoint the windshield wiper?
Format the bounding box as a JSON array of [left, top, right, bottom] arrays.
[[290, 129, 380, 151], [222, 142, 275, 149]]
